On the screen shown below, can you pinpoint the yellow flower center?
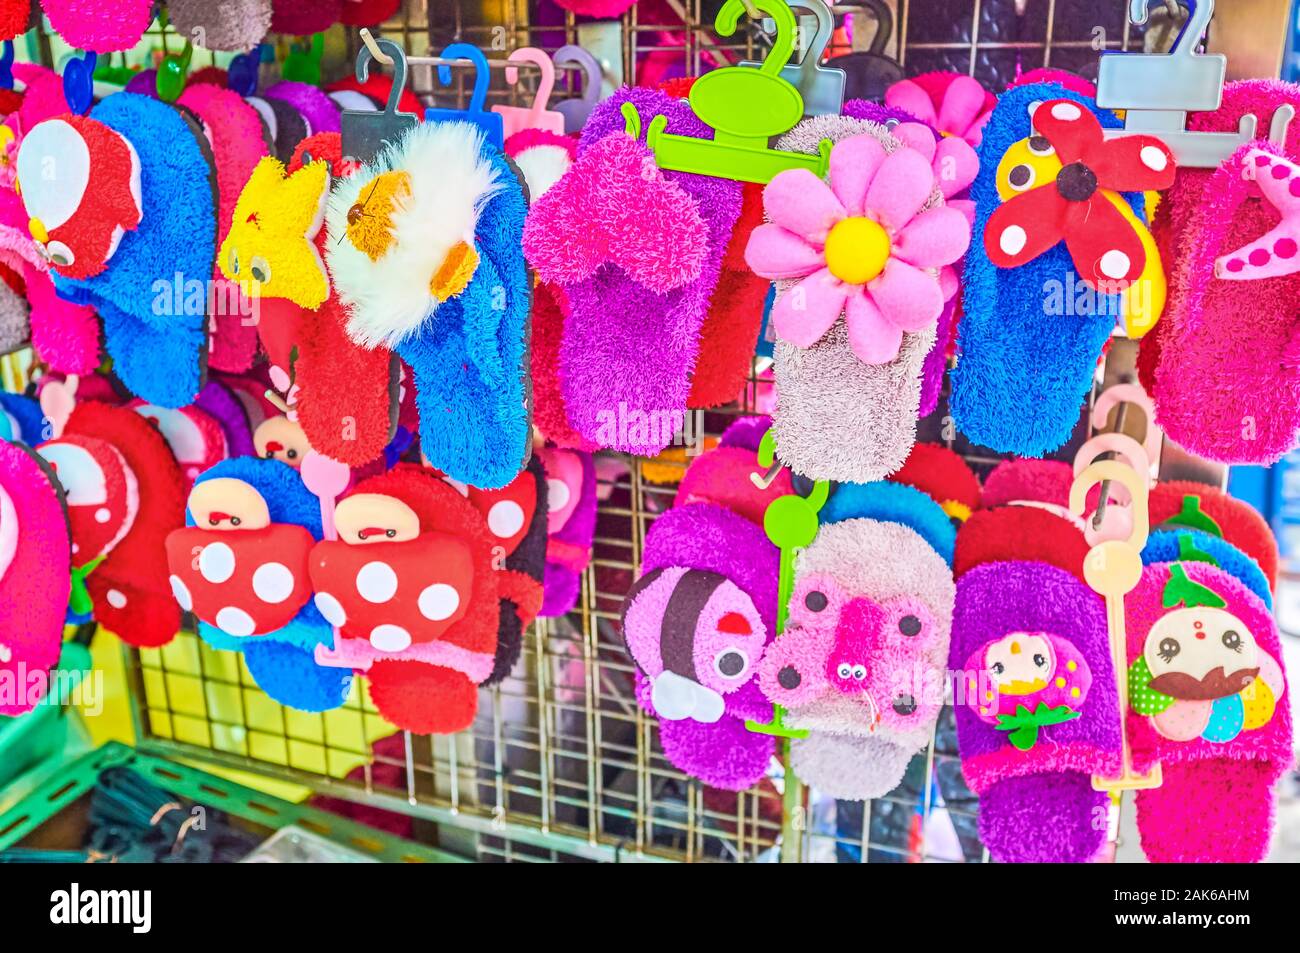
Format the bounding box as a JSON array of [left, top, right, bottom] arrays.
[[823, 216, 891, 285]]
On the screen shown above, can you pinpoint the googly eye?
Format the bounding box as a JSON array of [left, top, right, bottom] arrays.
[[836, 662, 852, 679], [898, 614, 922, 636], [1027, 135, 1054, 156], [714, 649, 749, 679], [46, 240, 75, 268], [1006, 163, 1036, 192], [884, 117, 900, 130], [250, 255, 271, 284], [805, 590, 828, 612], [286, 448, 298, 459], [991, 661, 1005, 675], [851, 664, 867, 681]]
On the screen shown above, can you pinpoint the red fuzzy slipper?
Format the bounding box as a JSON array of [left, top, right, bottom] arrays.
[[1149, 481, 1278, 591], [888, 442, 982, 523]]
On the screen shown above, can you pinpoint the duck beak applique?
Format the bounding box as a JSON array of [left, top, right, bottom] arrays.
[[430, 240, 478, 302]]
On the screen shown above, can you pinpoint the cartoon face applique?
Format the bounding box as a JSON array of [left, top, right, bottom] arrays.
[[129, 401, 228, 486], [308, 493, 475, 653], [16, 115, 143, 280], [164, 477, 316, 637], [758, 574, 943, 738], [1129, 565, 1282, 744], [622, 565, 768, 723], [961, 630, 1091, 751], [36, 435, 138, 568], [254, 415, 312, 468]]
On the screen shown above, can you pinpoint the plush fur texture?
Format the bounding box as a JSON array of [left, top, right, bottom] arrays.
[[25, 262, 99, 374], [951, 84, 1137, 455], [339, 0, 401, 24], [39, 0, 153, 52], [0, 392, 45, 444], [539, 448, 596, 618], [52, 94, 215, 409], [888, 442, 981, 517], [178, 83, 270, 374], [505, 127, 575, 203], [328, 121, 504, 350], [1143, 529, 1272, 609], [60, 400, 185, 647], [1148, 82, 1300, 463], [675, 421, 792, 527], [1125, 561, 1292, 862], [249, 96, 309, 163], [530, 282, 592, 449], [265, 81, 340, 136], [526, 88, 741, 455], [0, 441, 70, 714], [194, 380, 255, 459], [1149, 481, 1278, 590], [270, 0, 341, 36], [0, 271, 26, 352], [821, 480, 956, 565], [770, 115, 937, 483], [168, 0, 271, 52], [951, 561, 1117, 862], [982, 458, 1074, 508], [955, 505, 1088, 582], [0, 0, 28, 40]]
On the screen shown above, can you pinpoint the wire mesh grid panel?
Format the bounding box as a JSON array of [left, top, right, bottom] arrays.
[[118, 0, 1166, 862]]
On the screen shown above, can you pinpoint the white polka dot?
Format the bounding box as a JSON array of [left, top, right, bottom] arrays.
[[370, 623, 412, 653], [418, 583, 461, 622], [106, 589, 127, 609], [169, 575, 192, 611], [1099, 249, 1131, 279], [0, 644, 9, 663], [215, 605, 256, 637], [1050, 101, 1082, 121], [1139, 145, 1168, 171], [198, 542, 236, 583], [94, 507, 111, 524], [71, 542, 79, 555], [999, 225, 1027, 256], [547, 478, 571, 511], [252, 562, 295, 604], [356, 561, 398, 603], [314, 591, 347, 626], [487, 500, 525, 538]]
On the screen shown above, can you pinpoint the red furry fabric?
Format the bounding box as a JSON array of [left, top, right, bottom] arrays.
[[338, 0, 400, 25], [66, 401, 185, 646], [189, 67, 229, 88], [1149, 481, 1278, 589], [367, 659, 479, 734], [0, 88, 21, 115], [271, 0, 341, 35], [0, 0, 27, 41], [687, 181, 767, 408], [889, 442, 981, 513], [954, 505, 1088, 582], [530, 282, 592, 448]]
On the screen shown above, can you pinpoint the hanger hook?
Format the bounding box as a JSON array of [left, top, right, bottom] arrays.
[[716, 0, 798, 75]]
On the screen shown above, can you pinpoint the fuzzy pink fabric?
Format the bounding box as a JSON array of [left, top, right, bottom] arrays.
[[1151, 81, 1300, 463], [0, 443, 70, 715], [1125, 561, 1292, 862], [549, 0, 636, 14], [1009, 68, 1096, 97], [885, 72, 995, 146], [676, 445, 792, 526], [40, 0, 153, 52]]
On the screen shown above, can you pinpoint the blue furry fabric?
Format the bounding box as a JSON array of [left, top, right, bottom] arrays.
[[1142, 529, 1273, 609], [54, 94, 216, 409], [820, 480, 955, 565], [0, 392, 47, 444], [187, 458, 349, 710], [402, 146, 531, 489], [951, 84, 1143, 456]]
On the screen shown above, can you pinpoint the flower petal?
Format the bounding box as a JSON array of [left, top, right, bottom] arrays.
[[885, 79, 939, 128], [933, 136, 979, 199], [771, 268, 849, 348], [845, 290, 904, 364], [1062, 194, 1147, 288], [983, 185, 1070, 269], [745, 223, 824, 279], [869, 259, 942, 333], [762, 168, 845, 244], [894, 206, 971, 269], [865, 146, 936, 233], [829, 134, 887, 217], [939, 264, 959, 302], [937, 75, 992, 141], [892, 122, 937, 162]]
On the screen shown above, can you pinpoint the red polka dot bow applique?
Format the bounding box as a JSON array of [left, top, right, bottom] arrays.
[[984, 99, 1176, 289]]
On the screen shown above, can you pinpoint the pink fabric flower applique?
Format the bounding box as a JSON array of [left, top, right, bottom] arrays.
[[745, 133, 971, 365], [885, 72, 996, 146]]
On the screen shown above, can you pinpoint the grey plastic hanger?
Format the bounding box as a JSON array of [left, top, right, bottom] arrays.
[[741, 0, 845, 116], [1097, 0, 1294, 167], [341, 31, 419, 166], [553, 45, 603, 133], [824, 0, 904, 104]]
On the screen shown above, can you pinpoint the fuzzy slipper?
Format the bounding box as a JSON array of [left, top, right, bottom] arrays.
[[0, 0, 28, 39], [37, 399, 185, 647], [310, 465, 500, 734], [338, 0, 400, 25], [537, 446, 596, 618], [887, 442, 981, 524], [1149, 481, 1278, 592], [674, 416, 791, 526], [1143, 528, 1272, 610], [1144, 82, 1300, 463], [264, 81, 340, 136], [950, 506, 1119, 863], [757, 485, 955, 800], [0, 267, 27, 352], [951, 84, 1169, 455], [0, 392, 45, 444], [194, 379, 255, 459], [885, 72, 995, 146], [177, 83, 271, 374], [524, 88, 741, 456], [20, 95, 216, 408], [169, 0, 272, 52], [750, 116, 969, 482], [39, 0, 153, 52], [1124, 560, 1292, 862], [622, 498, 779, 791], [246, 93, 310, 163], [127, 399, 228, 487], [0, 440, 70, 715], [270, 0, 341, 36], [164, 457, 351, 711], [327, 121, 531, 488]]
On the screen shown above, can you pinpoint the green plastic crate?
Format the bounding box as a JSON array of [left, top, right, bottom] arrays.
[[0, 642, 91, 791]]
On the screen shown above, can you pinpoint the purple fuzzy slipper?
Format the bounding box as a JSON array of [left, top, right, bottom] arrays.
[[538, 446, 596, 617]]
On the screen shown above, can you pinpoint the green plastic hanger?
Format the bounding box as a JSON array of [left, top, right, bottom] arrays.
[[745, 429, 828, 739], [621, 0, 833, 184]]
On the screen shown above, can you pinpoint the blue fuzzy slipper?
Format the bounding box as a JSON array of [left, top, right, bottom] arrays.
[[20, 94, 217, 408], [0, 392, 46, 444], [164, 457, 351, 712]]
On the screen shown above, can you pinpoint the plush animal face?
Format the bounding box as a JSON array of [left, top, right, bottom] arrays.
[[961, 629, 1092, 728], [253, 415, 311, 468], [15, 115, 142, 280], [1143, 607, 1260, 701], [219, 156, 330, 308], [621, 565, 768, 723], [36, 434, 138, 568]]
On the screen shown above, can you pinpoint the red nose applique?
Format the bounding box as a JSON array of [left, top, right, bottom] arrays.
[[308, 532, 475, 653], [165, 524, 316, 636]]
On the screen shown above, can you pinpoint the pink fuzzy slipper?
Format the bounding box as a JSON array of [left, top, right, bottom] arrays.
[[1124, 560, 1292, 862], [39, 0, 154, 52]]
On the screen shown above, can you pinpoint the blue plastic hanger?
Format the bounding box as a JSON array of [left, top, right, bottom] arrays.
[[426, 42, 504, 150]]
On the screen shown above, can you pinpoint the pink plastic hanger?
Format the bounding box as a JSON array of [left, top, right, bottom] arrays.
[[491, 47, 565, 137]]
